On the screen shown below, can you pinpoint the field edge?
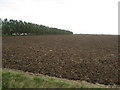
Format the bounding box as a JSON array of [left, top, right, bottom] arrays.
[[1, 68, 119, 88]]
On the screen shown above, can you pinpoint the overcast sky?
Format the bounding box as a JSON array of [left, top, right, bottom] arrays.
[[0, 0, 119, 34]]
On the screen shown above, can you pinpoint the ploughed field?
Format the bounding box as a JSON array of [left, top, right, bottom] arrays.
[[2, 35, 119, 85]]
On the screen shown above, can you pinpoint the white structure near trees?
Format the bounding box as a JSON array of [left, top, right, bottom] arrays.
[[0, 18, 2, 31], [0, 18, 2, 36]]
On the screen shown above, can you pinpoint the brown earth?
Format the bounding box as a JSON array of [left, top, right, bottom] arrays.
[[2, 35, 119, 85]]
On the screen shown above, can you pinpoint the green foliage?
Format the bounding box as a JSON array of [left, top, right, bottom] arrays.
[[2, 70, 89, 88], [33, 76, 45, 87], [2, 71, 29, 88], [2, 69, 113, 88], [2, 18, 73, 36], [53, 81, 68, 87]]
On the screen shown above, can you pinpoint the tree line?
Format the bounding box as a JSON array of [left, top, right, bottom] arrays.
[[2, 18, 73, 36]]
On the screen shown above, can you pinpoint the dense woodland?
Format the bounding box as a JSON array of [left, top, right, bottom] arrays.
[[2, 18, 73, 35]]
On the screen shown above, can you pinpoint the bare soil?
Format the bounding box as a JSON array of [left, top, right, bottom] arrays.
[[2, 35, 119, 85]]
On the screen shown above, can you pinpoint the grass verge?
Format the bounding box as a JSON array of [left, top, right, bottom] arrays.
[[2, 68, 119, 89]]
